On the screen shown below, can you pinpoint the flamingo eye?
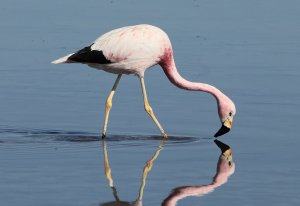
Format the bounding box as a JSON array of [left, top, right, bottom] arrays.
[[228, 161, 232, 166], [229, 112, 232, 116]]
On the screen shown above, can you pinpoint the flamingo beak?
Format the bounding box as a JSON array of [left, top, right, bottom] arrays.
[[214, 118, 232, 138], [214, 139, 230, 153], [214, 140, 232, 161]]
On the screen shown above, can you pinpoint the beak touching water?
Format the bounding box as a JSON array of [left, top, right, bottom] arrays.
[[214, 118, 233, 138]]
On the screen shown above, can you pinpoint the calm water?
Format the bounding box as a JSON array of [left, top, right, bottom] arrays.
[[1, 0, 300, 205]]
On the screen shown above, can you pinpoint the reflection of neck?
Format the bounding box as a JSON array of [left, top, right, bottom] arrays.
[[101, 138, 165, 205], [162, 156, 233, 206]]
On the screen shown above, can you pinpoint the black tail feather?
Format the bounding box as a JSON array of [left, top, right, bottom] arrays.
[[68, 43, 112, 64]]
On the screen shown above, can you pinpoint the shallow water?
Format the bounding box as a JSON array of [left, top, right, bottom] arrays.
[[1, 0, 300, 205]]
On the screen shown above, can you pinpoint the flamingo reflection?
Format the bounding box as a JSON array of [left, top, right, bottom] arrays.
[[100, 138, 165, 206], [162, 140, 235, 206]]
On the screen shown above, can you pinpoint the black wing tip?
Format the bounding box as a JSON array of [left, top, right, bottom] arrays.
[[68, 43, 112, 64]]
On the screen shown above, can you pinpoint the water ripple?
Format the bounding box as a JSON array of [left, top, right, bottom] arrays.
[[0, 127, 208, 147]]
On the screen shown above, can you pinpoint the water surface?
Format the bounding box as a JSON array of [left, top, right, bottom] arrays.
[[1, 0, 300, 205]]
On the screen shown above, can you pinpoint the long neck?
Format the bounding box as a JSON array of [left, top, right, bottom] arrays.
[[160, 55, 224, 103]]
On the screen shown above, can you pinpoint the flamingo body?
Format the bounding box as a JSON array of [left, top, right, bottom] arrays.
[[53, 24, 169, 77], [52, 24, 236, 137]]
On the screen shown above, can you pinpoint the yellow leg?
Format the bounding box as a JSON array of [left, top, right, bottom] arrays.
[[102, 74, 122, 138], [140, 77, 167, 138]]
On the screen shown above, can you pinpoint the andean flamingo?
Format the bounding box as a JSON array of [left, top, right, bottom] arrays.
[[52, 24, 236, 138]]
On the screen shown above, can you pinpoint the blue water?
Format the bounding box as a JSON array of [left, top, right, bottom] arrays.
[[1, 0, 300, 205]]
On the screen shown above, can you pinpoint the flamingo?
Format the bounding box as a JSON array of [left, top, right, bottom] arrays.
[[52, 24, 236, 138]]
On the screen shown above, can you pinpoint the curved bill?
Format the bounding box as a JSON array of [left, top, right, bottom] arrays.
[[214, 118, 232, 138], [214, 125, 230, 137], [214, 139, 230, 153]]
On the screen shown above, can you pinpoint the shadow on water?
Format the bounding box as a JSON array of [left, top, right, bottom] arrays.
[[0, 127, 205, 146], [99, 138, 235, 206]]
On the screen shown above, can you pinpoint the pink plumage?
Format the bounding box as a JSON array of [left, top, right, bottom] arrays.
[[52, 24, 236, 138]]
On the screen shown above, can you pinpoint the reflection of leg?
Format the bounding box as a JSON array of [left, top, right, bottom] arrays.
[[102, 74, 122, 138], [140, 77, 167, 138], [101, 138, 120, 201], [102, 139, 114, 187], [137, 140, 166, 201]]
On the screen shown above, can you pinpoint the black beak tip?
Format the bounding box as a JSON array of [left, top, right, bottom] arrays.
[[214, 125, 231, 138], [214, 139, 231, 153]]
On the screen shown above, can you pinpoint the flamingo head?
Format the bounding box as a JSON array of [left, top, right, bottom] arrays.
[[214, 96, 236, 137]]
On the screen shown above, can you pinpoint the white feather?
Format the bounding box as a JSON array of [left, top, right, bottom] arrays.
[[51, 53, 74, 64]]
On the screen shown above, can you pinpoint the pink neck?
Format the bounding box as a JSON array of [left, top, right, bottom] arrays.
[[160, 55, 224, 103]]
